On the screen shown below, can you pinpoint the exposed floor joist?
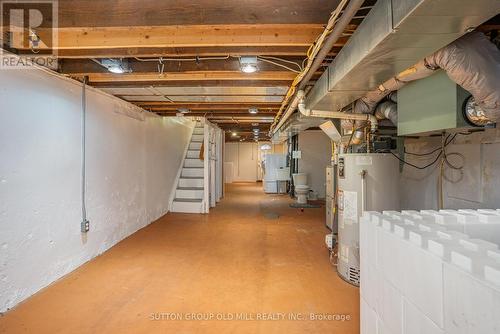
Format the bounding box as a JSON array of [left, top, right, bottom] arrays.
[[47, 0, 375, 141]]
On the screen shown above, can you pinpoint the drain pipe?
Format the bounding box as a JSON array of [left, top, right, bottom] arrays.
[[297, 91, 378, 133]]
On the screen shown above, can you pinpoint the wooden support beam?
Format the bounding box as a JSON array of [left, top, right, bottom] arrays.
[[83, 71, 297, 83], [51, 24, 325, 50], [57, 0, 344, 27], [57, 46, 342, 59], [90, 80, 296, 88], [59, 57, 307, 74]]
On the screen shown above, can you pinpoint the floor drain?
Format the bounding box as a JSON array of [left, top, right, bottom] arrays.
[[263, 212, 280, 220]]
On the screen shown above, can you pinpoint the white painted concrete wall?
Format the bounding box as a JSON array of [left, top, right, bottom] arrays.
[[224, 142, 259, 182], [298, 130, 331, 199], [0, 68, 194, 312], [400, 129, 500, 210]]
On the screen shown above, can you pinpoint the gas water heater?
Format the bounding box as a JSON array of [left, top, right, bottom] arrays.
[[337, 153, 400, 286]]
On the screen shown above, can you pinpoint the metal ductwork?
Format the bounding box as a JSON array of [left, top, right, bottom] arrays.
[[426, 31, 500, 122], [305, 0, 500, 114], [374, 101, 398, 126]]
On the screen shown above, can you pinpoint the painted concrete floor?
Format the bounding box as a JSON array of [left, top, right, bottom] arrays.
[[0, 183, 359, 334]]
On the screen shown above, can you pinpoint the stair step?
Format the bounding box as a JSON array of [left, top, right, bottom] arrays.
[[189, 142, 202, 150], [184, 158, 204, 168], [182, 167, 204, 178], [186, 150, 200, 158], [179, 177, 204, 188], [174, 198, 203, 203], [175, 188, 204, 199], [191, 134, 204, 142], [171, 199, 204, 213], [178, 187, 204, 190], [193, 128, 204, 135]]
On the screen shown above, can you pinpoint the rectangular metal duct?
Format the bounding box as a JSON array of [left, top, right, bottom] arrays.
[[271, 113, 326, 143], [306, 0, 500, 111]]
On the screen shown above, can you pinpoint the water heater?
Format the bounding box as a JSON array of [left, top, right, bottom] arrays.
[[337, 153, 400, 286]]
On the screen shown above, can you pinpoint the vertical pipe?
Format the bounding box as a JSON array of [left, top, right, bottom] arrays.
[[81, 76, 89, 233]]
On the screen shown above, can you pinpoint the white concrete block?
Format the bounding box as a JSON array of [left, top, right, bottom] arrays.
[[436, 230, 469, 241], [441, 210, 480, 224], [478, 209, 500, 216], [361, 263, 379, 309], [377, 226, 406, 292], [428, 238, 463, 261], [418, 222, 446, 232], [383, 211, 404, 220], [431, 213, 458, 225], [402, 210, 420, 216], [484, 262, 500, 287], [443, 263, 500, 334], [403, 298, 444, 334], [420, 210, 440, 215], [403, 242, 444, 328], [377, 317, 396, 334], [361, 297, 378, 334], [377, 274, 404, 334], [487, 249, 500, 262], [459, 209, 500, 221], [451, 247, 500, 278], [459, 238, 498, 252], [408, 230, 438, 248]]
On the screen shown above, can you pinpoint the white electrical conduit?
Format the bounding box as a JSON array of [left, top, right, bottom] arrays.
[[81, 77, 88, 233], [297, 91, 378, 133]]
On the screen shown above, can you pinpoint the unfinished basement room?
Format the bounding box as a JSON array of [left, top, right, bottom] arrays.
[[1, 1, 500, 333]]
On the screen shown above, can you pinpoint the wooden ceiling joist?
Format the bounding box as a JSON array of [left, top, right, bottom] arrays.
[[57, 46, 341, 59], [57, 0, 343, 27], [59, 57, 308, 74], [82, 71, 297, 83], [51, 24, 325, 50]]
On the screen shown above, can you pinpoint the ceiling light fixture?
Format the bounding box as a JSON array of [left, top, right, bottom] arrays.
[[249, 107, 259, 114], [94, 58, 131, 74], [231, 132, 238, 137], [177, 107, 190, 114], [239, 56, 258, 73]]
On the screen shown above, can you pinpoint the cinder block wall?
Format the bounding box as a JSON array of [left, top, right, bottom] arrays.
[[0, 68, 195, 312], [360, 210, 500, 334]]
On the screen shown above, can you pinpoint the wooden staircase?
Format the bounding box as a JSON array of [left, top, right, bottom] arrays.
[[171, 123, 206, 213]]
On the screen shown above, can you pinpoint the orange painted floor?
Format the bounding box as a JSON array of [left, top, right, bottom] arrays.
[[0, 183, 359, 334]]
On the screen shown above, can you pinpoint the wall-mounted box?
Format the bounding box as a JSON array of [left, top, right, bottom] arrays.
[[398, 70, 471, 136]]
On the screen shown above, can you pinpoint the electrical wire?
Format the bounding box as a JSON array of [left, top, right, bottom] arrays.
[[256, 57, 301, 73], [270, 0, 350, 130], [390, 151, 443, 170], [134, 55, 231, 62], [385, 133, 461, 170], [257, 56, 303, 71], [134, 55, 304, 74]]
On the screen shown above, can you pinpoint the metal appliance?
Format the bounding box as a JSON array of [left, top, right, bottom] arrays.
[[337, 153, 400, 286]]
